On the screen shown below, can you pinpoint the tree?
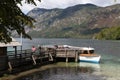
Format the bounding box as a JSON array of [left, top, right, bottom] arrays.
[[94, 26, 120, 40], [0, 0, 41, 43]]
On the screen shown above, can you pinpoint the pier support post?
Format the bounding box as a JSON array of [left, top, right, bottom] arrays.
[[66, 57, 68, 62], [75, 50, 78, 62], [49, 52, 53, 61], [8, 61, 12, 71], [65, 49, 68, 62], [32, 55, 36, 65]]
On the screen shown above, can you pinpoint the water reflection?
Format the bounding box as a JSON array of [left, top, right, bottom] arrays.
[[79, 62, 100, 70], [17, 62, 104, 80]]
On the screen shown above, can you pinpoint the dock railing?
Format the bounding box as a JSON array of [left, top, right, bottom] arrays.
[[7, 48, 55, 71], [0, 47, 81, 75]]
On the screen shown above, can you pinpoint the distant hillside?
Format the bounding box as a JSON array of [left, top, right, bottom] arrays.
[[26, 4, 120, 39], [94, 26, 120, 40]]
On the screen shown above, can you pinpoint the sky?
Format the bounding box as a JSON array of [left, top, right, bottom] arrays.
[[18, 0, 120, 14]]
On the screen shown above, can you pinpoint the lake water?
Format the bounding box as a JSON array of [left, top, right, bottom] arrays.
[[16, 38, 120, 80]]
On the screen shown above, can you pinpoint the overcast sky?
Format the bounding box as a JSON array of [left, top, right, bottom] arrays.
[[19, 0, 120, 14]]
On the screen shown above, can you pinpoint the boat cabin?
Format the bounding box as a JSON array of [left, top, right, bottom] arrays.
[[80, 47, 95, 54]]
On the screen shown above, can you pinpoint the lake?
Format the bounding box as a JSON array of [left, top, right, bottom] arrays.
[[16, 38, 120, 80]]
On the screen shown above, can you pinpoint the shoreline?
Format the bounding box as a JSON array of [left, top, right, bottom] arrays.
[[0, 64, 56, 80]]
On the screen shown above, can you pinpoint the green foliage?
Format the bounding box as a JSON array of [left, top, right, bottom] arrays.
[[0, 0, 40, 43], [94, 26, 120, 40]]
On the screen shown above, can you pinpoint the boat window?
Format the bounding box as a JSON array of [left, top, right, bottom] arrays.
[[89, 50, 94, 54], [83, 50, 88, 54]]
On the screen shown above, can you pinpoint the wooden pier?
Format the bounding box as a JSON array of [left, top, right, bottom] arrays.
[[56, 48, 79, 62], [0, 47, 80, 76], [7, 48, 55, 71]]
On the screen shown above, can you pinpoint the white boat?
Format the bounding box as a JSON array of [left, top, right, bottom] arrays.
[[79, 47, 101, 63]]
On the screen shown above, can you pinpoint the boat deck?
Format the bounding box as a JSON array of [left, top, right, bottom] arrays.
[[80, 54, 100, 57]]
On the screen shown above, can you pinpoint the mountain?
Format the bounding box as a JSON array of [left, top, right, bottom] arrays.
[[26, 4, 120, 39]]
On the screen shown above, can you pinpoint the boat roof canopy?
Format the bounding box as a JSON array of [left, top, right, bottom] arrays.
[[80, 47, 95, 50]]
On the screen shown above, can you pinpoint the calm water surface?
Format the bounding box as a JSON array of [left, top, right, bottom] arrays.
[[16, 38, 120, 80]]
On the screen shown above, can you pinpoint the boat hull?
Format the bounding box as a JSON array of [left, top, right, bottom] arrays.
[[79, 55, 101, 63]]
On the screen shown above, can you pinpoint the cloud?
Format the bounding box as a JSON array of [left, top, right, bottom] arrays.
[[36, 0, 83, 9], [91, 0, 119, 7], [19, 0, 120, 14]]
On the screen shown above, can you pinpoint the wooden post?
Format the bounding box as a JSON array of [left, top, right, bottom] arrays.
[[75, 50, 78, 62], [79, 50, 81, 62], [49, 52, 53, 61], [65, 49, 68, 62], [40, 57, 42, 64], [8, 61, 12, 71], [14, 46, 17, 58], [32, 55, 36, 65]]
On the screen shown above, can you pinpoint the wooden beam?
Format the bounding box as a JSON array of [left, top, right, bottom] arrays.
[[49, 52, 53, 61], [8, 61, 12, 71], [32, 55, 36, 65]]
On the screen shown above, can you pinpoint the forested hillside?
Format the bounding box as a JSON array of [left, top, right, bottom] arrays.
[[26, 4, 120, 39], [94, 26, 120, 40]]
